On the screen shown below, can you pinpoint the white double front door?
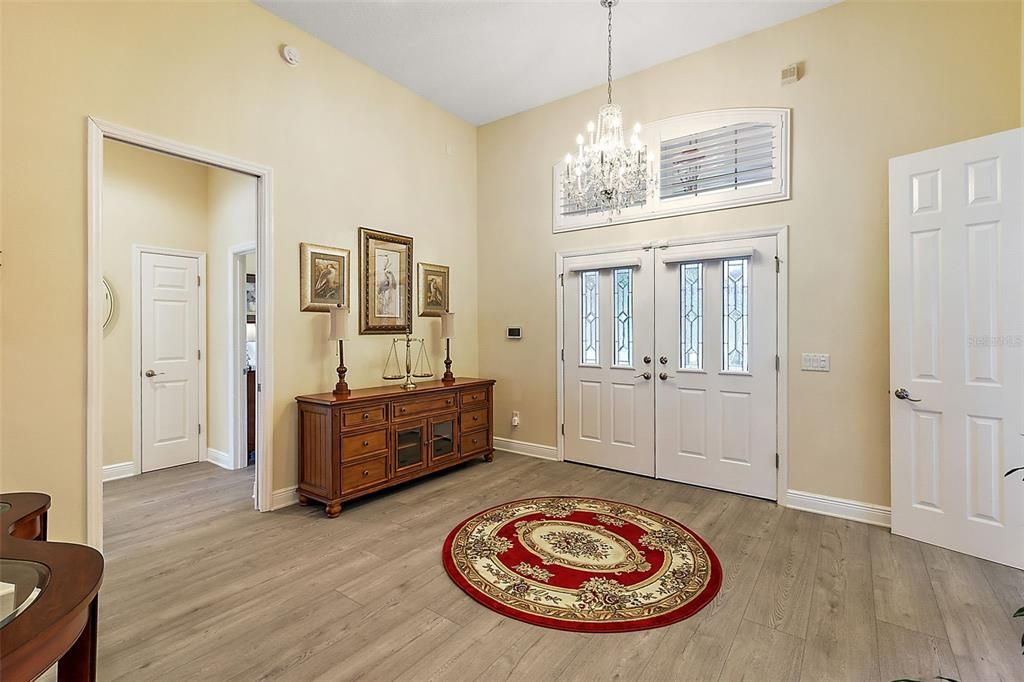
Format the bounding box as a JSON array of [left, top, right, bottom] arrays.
[[563, 236, 779, 499]]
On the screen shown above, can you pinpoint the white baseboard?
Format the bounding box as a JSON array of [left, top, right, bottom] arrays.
[[271, 486, 299, 510], [206, 448, 233, 470], [493, 437, 560, 461], [785, 489, 891, 528], [102, 461, 136, 482]]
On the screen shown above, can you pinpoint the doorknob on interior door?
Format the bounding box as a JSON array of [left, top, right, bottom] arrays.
[[893, 387, 921, 402], [144, 369, 165, 378], [642, 355, 652, 364], [635, 372, 652, 381], [659, 356, 668, 365], [659, 372, 669, 381]]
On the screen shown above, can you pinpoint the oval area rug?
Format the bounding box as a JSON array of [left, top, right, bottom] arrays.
[[442, 496, 722, 632]]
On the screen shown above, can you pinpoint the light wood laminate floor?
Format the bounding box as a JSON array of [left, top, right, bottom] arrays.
[[100, 454, 1024, 681]]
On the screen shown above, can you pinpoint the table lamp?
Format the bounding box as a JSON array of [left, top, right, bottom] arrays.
[[328, 305, 350, 396]]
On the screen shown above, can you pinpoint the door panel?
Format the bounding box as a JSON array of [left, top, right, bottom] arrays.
[[563, 250, 655, 476], [141, 252, 201, 472], [890, 128, 1023, 569], [654, 237, 778, 500]]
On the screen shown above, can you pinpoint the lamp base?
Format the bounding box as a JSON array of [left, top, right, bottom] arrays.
[[333, 340, 350, 396], [441, 338, 455, 384]]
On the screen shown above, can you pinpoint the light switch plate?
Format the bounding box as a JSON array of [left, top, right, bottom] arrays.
[[801, 352, 831, 372]]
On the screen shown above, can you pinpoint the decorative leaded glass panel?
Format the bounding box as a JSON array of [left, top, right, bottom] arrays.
[[680, 263, 704, 369], [613, 268, 633, 366], [722, 258, 749, 372], [580, 271, 600, 365]]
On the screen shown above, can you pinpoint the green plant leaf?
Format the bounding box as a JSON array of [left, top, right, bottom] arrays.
[[1014, 607, 1024, 618]]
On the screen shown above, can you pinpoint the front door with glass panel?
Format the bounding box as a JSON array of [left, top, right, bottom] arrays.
[[563, 250, 656, 476], [654, 237, 778, 499]]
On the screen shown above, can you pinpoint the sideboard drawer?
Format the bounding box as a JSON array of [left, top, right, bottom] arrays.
[[341, 405, 387, 430], [341, 427, 388, 460], [460, 389, 488, 407], [394, 394, 457, 419], [461, 407, 488, 433], [462, 429, 490, 456], [341, 455, 388, 493]]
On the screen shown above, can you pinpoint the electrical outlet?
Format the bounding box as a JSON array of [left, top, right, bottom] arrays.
[[801, 353, 831, 372], [511, 411, 520, 428]]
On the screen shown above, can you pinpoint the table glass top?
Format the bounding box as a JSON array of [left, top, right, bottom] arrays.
[[0, 558, 50, 628]]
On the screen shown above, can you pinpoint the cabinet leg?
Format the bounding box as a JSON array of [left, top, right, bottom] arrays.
[[297, 494, 310, 506], [325, 501, 342, 517], [483, 450, 494, 462]]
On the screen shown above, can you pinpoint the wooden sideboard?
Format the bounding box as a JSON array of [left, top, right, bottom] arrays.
[[295, 378, 495, 516]]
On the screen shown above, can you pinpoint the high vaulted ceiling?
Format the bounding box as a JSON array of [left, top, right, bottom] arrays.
[[256, 1, 838, 125]]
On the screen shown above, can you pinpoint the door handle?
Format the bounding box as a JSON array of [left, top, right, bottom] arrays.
[[893, 387, 921, 403], [635, 372, 652, 381], [659, 356, 668, 365], [642, 355, 652, 364], [659, 372, 670, 381], [144, 369, 165, 378]]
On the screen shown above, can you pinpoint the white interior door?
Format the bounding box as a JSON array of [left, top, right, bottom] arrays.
[[654, 237, 779, 499], [563, 249, 655, 476], [890, 129, 1023, 569], [140, 252, 202, 473]]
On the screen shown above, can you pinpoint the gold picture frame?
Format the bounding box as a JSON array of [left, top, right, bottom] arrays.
[[300, 242, 350, 312], [359, 227, 413, 334], [417, 262, 449, 317]]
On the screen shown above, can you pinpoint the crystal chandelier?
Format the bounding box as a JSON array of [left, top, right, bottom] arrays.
[[562, 0, 651, 216]]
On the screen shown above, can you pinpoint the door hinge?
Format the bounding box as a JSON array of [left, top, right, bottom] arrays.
[[198, 349, 202, 360], [561, 423, 565, 436], [197, 275, 201, 286], [774, 256, 780, 274], [559, 273, 564, 286], [775, 452, 780, 468], [775, 355, 780, 371], [198, 423, 202, 435], [257, 383, 262, 392], [561, 348, 564, 362]]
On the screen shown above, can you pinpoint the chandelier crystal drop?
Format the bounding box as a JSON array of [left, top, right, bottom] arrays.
[[562, 0, 652, 216]]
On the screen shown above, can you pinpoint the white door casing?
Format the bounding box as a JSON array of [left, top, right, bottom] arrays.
[[563, 249, 656, 476], [140, 251, 203, 472], [890, 129, 1023, 569], [654, 237, 779, 500]]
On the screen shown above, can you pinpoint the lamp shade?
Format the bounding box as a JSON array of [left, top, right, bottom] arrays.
[[327, 305, 349, 341], [440, 312, 455, 339]]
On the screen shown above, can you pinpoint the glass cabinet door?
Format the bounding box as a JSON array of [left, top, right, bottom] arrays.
[[395, 422, 425, 471], [430, 415, 457, 463]]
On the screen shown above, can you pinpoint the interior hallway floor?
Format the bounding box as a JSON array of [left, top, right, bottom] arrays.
[[100, 454, 1024, 681]]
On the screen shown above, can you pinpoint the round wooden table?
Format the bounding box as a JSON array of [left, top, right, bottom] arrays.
[[0, 493, 104, 681]]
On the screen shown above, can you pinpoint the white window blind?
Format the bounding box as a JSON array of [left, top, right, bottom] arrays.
[[552, 108, 789, 233]]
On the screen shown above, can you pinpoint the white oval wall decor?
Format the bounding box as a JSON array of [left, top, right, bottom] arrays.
[[280, 44, 301, 66]]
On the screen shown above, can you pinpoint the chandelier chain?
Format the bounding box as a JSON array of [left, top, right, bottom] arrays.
[[607, 2, 613, 105]]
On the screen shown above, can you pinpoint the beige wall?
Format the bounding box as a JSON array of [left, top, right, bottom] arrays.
[[101, 141, 211, 467], [2, 1, 478, 541], [206, 166, 258, 459], [477, 0, 1021, 507]]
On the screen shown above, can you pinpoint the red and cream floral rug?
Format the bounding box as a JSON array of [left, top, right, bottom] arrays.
[[442, 496, 722, 632]]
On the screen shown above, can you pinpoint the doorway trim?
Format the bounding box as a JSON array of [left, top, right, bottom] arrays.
[[131, 245, 208, 476], [554, 225, 790, 505], [87, 117, 275, 550], [230, 241, 256, 471]]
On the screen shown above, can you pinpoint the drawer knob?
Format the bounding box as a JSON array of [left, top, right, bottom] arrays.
[[472, 416, 479, 421], [362, 413, 369, 420], [473, 438, 479, 444], [362, 469, 369, 477], [446, 398, 453, 405], [362, 440, 370, 447], [400, 407, 407, 413]]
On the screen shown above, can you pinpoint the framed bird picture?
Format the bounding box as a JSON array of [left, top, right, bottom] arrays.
[[300, 242, 350, 312], [359, 227, 413, 334]]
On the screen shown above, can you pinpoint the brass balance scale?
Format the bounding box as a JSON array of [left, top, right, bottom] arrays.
[[382, 334, 433, 389]]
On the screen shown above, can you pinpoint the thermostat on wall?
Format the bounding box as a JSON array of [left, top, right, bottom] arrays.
[[506, 326, 523, 339]]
